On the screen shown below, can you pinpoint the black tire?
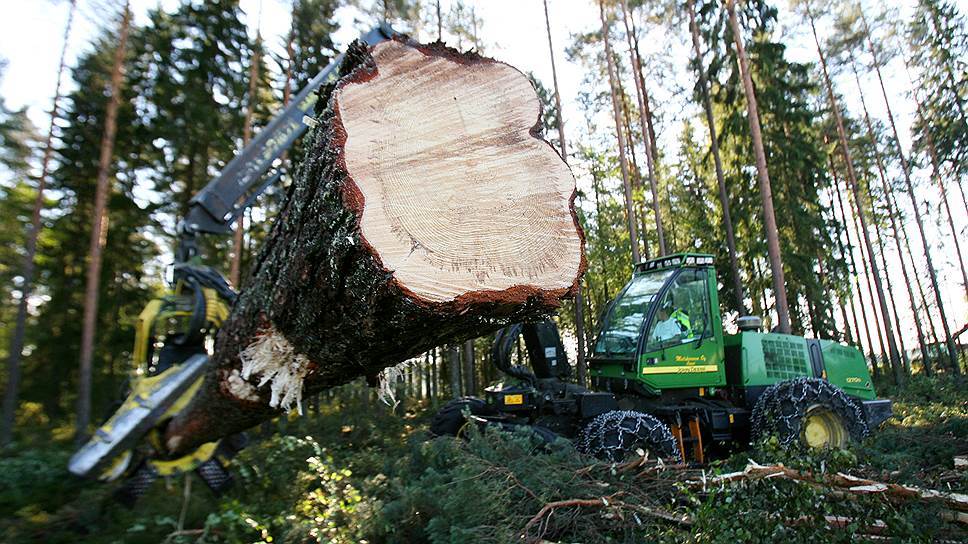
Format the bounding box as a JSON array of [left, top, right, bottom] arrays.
[[577, 410, 681, 463], [429, 397, 494, 437], [751, 377, 868, 449]]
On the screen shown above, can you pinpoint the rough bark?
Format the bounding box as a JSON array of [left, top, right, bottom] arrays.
[[1, 0, 76, 447], [76, 3, 131, 444], [686, 0, 744, 315], [725, 0, 790, 333], [598, 0, 640, 265], [162, 38, 584, 456]]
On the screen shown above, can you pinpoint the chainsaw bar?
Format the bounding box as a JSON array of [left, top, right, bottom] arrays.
[[68, 354, 210, 478]]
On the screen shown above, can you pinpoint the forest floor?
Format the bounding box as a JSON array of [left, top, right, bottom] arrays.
[[1, 373, 965, 543]]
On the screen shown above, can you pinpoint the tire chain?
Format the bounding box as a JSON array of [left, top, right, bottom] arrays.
[[751, 377, 869, 448], [576, 410, 682, 463]]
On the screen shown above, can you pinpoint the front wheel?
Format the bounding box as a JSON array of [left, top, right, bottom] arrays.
[[578, 410, 681, 463], [429, 397, 494, 437], [751, 378, 868, 449]]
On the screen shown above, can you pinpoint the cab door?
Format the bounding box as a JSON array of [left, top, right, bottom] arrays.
[[636, 268, 726, 390]]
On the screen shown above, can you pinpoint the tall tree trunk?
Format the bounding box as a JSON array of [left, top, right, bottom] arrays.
[[543, 0, 586, 384], [618, 0, 665, 258], [816, 253, 852, 343], [830, 164, 878, 372], [725, 0, 791, 333], [686, 0, 744, 314], [807, 8, 902, 382], [847, 184, 888, 379], [598, 0, 640, 265], [860, 10, 960, 374], [231, 33, 262, 288], [1, 0, 77, 447], [160, 39, 585, 456], [76, 3, 132, 444], [462, 340, 475, 395], [851, 62, 928, 370], [910, 85, 968, 299]]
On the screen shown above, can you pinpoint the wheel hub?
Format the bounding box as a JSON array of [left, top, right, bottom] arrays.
[[801, 404, 847, 449]]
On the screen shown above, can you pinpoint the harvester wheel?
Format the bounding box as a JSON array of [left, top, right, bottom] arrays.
[[751, 377, 868, 450], [578, 410, 681, 463], [429, 397, 495, 437]]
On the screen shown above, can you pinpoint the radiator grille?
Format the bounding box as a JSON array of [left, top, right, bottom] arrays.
[[762, 337, 809, 380]]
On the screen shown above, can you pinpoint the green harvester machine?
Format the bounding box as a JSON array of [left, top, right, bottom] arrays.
[[431, 252, 893, 463]]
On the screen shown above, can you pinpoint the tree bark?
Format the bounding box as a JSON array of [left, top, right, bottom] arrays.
[[726, 0, 790, 333], [619, 0, 665, 258], [462, 340, 475, 395], [161, 38, 585, 456], [807, 7, 902, 382], [76, 3, 131, 444], [861, 10, 960, 374], [598, 0, 640, 265], [543, 0, 586, 384], [1, 0, 77, 447], [686, 0, 744, 315]]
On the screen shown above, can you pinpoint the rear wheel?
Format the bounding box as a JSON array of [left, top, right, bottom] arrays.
[[429, 397, 494, 437], [751, 378, 868, 449], [578, 410, 681, 463]]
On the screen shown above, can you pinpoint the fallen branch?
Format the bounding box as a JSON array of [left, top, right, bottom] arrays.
[[690, 460, 968, 514]]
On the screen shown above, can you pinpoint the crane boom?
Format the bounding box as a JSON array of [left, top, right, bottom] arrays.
[[178, 24, 398, 259]]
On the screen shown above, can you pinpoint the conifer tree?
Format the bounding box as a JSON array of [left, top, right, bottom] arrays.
[[1, 0, 76, 446], [724, 0, 791, 333]]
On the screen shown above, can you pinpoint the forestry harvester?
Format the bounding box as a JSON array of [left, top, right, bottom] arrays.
[[432, 253, 893, 463]]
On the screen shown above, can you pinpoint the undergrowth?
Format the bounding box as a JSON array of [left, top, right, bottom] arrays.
[[1, 375, 965, 543]]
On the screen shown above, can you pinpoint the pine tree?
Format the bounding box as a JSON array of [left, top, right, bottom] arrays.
[[907, 0, 967, 180], [724, 0, 791, 333], [76, 2, 133, 442], [1, 0, 75, 446], [799, 1, 903, 383]]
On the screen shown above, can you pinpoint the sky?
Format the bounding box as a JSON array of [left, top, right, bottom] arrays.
[[1, 0, 966, 356]]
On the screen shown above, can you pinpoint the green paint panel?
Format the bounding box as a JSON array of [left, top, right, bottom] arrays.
[[819, 339, 876, 400]]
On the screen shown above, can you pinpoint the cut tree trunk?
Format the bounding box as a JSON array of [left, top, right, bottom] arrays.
[[162, 38, 585, 457]]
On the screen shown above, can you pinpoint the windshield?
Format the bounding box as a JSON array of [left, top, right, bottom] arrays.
[[593, 268, 676, 357]]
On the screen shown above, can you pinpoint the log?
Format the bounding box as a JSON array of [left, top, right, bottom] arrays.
[[162, 37, 584, 457]]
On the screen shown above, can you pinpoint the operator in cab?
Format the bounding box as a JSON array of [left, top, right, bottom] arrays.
[[650, 303, 693, 344]]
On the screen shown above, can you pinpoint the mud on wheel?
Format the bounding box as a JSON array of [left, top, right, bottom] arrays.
[[429, 397, 495, 437], [577, 410, 681, 463], [751, 377, 868, 449]]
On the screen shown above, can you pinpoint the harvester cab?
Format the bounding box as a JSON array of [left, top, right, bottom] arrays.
[[432, 252, 893, 464]]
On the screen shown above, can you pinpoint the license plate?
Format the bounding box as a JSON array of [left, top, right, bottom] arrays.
[[504, 394, 524, 405]]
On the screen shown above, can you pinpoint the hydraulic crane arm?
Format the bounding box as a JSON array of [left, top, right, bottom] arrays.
[[178, 23, 398, 260]]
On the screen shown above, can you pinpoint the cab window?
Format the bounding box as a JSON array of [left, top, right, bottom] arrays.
[[644, 268, 711, 352], [593, 268, 676, 357]]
